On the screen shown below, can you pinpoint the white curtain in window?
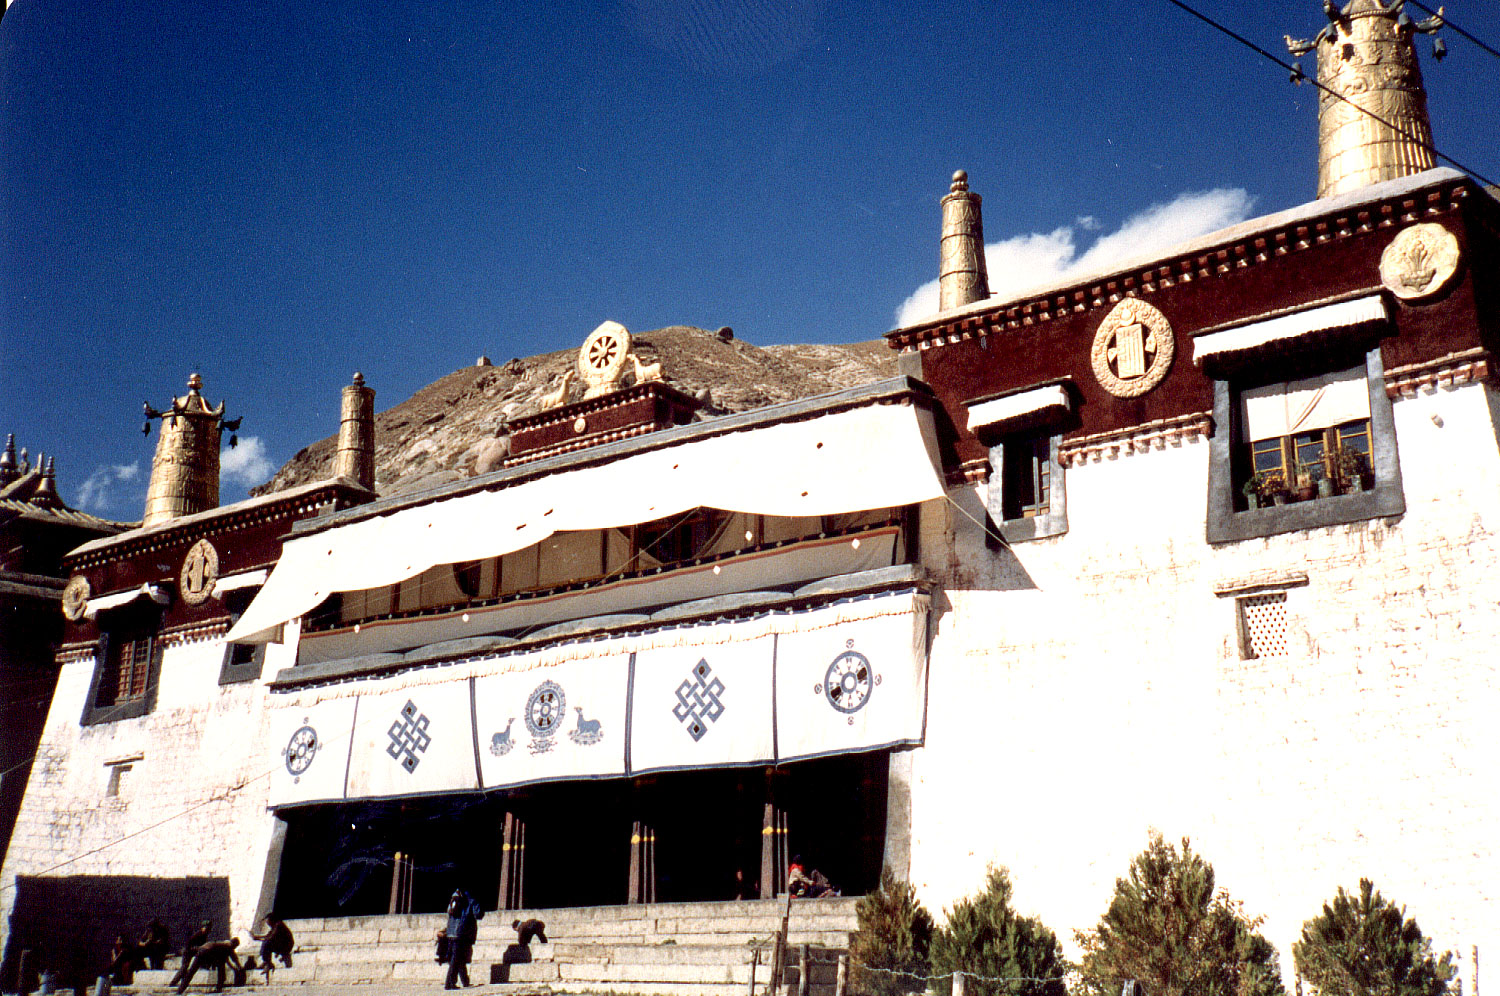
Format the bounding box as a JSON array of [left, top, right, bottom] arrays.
[[228, 402, 944, 644], [1240, 366, 1369, 442]]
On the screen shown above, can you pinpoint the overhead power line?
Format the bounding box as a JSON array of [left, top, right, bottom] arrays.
[[1407, 1, 1500, 62], [1161, 0, 1499, 191]]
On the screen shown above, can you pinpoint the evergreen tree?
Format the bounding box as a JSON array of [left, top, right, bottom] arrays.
[[1075, 833, 1285, 996], [1293, 879, 1454, 996], [929, 866, 1067, 996], [850, 869, 936, 996]]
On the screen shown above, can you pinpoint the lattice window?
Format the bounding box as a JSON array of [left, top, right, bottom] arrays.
[[1239, 593, 1287, 659]]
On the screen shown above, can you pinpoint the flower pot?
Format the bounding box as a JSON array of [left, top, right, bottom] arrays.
[[1272, 493, 1288, 506], [1246, 494, 1262, 510], [1317, 477, 1335, 498]]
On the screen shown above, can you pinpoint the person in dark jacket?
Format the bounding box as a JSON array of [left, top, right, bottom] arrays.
[[139, 919, 171, 970], [442, 889, 484, 989]]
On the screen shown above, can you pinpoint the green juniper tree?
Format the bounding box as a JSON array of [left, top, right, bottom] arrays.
[[1074, 833, 1285, 996], [1293, 879, 1454, 996], [849, 869, 936, 996], [929, 866, 1067, 996]]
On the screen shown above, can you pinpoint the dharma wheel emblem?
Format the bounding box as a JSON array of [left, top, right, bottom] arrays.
[[1091, 298, 1174, 398], [577, 320, 632, 399], [1380, 223, 1460, 301], [283, 723, 320, 780], [179, 538, 219, 606], [62, 575, 91, 622], [815, 640, 880, 724]]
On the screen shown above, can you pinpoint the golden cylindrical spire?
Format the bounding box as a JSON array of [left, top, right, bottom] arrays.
[[334, 372, 376, 490], [1293, 1, 1441, 199], [939, 170, 990, 312], [142, 374, 225, 526]]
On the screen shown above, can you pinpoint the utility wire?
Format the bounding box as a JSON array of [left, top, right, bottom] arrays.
[[1407, 1, 1500, 62], [1161, 0, 1499, 190]]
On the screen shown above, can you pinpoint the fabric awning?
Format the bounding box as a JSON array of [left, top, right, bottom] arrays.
[[214, 569, 268, 595], [229, 401, 945, 644], [86, 583, 170, 619], [1193, 295, 1389, 364], [966, 385, 1071, 433]]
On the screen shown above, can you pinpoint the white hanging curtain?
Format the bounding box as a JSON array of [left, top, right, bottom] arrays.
[[228, 401, 944, 644], [263, 589, 929, 807], [1240, 366, 1370, 442]]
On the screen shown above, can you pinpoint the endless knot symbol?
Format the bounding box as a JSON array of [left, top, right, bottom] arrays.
[[386, 700, 432, 774], [673, 659, 727, 742]]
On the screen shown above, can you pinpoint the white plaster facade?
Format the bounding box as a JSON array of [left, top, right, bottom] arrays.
[[908, 378, 1500, 976], [0, 627, 301, 944]]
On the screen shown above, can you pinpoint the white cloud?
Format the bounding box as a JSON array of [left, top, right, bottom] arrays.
[[77, 462, 142, 512], [221, 436, 274, 487], [1075, 215, 1102, 232], [893, 188, 1255, 328]]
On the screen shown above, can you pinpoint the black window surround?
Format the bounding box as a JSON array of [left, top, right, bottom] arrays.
[[219, 641, 267, 685], [968, 381, 1073, 544], [1206, 345, 1404, 543], [82, 610, 165, 726], [220, 587, 269, 684]]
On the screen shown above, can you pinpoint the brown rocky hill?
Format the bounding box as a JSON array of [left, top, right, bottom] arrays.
[[254, 326, 899, 498]]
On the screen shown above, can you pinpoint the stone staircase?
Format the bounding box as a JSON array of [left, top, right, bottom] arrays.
[[270, 898, 859, 994]]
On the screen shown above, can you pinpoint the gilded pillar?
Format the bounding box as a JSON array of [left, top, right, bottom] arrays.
[[142, 374, 229, 527], [938, 170, 989, 312], [333, 372, 376, 490], [1289, 1, 1443, 199]]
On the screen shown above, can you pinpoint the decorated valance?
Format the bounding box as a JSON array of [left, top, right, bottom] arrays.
[[266, 588, 929, 807], [229, 400, 944, 645]]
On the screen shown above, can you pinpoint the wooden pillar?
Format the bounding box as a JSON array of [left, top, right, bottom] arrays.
[[498, 811, 526, 911], [759, 800, 789, 899], [388, 851, 414, 914], [628, 819, 657, 904]]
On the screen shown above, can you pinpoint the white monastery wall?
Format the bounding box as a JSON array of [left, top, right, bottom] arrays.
[[0, 627, 299, 949], [909, 380, 1500, 982]]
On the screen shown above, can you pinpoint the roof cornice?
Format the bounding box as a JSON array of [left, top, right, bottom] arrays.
[[886, 168, 1479, 354]]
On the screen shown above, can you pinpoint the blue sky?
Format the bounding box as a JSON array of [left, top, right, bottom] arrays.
[[2, 0, 1496, 517]]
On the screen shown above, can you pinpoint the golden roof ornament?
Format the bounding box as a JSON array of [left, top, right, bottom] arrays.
[[140, 373, 242, 527], [333, 371, 377, 490], [938, 170, 990, 312], [1286, 1, 1446, 199], [577, 321, 633, 399]]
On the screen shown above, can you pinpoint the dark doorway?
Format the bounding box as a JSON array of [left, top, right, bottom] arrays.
[[272, 750, 891, 916]]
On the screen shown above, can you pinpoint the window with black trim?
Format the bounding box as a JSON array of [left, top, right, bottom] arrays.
[[83, 606, 164, 725], [968, 382, 1073, 544], [999, 432, 1053, 521], [220, 588, 268, 684], [1206, 344, 1404, 544]]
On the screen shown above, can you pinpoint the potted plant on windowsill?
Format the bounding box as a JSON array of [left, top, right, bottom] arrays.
[[1258, 471, 1289, 506], [1332, 446, 1370, 494], [1294, 466, 1317, 502], [1242, 473, 1265, 510]]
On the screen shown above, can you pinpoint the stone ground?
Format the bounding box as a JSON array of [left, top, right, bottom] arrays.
[[92, 984, 554, 996]]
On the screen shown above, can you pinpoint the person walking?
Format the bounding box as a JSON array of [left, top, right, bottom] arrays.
[[442, 888, 484, 990], [251, 912, 294, 982]]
